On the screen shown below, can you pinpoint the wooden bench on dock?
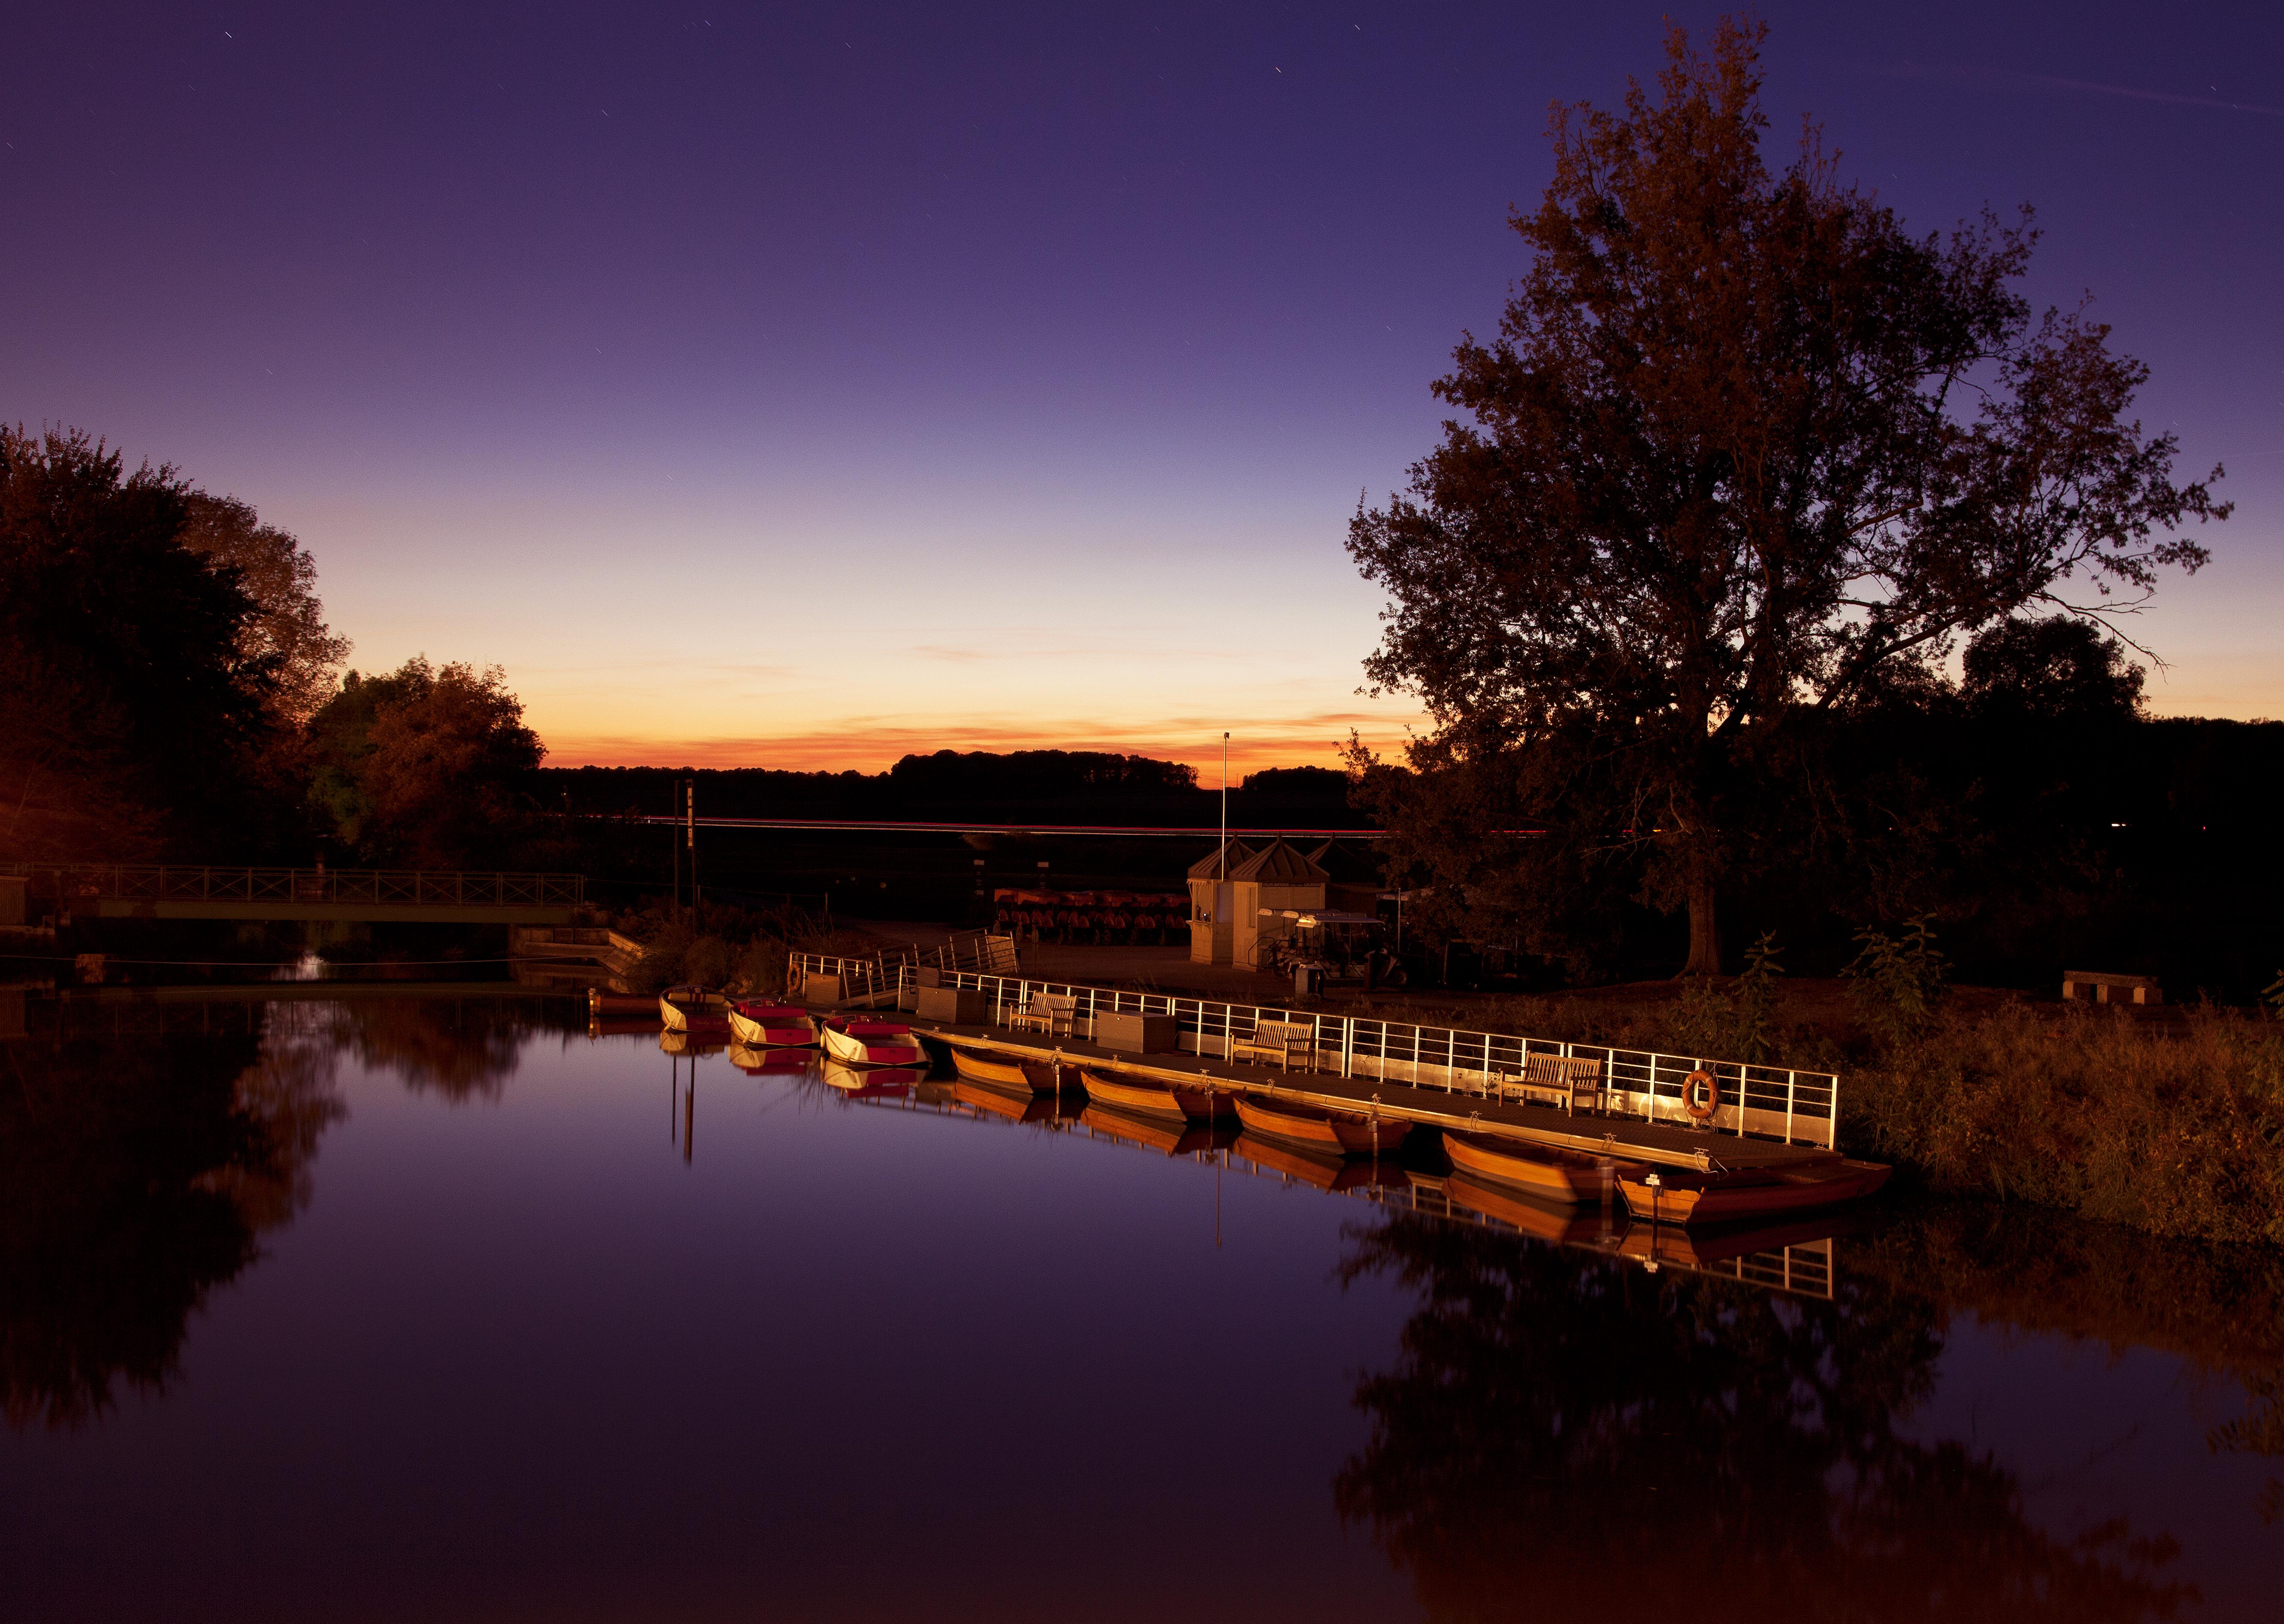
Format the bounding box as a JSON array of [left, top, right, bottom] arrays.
[[1491, 1053, 1606, 1115], [1231, 1018, 1316, 1071], [1007, 992, 1077, 1038]]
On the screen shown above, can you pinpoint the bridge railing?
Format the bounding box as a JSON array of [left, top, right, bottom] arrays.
[[887, 963, 1840, 1151], [3, 864, 585, 908]]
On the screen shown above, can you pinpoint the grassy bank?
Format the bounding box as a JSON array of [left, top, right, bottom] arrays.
[[1352, 981, 2284, 1249]]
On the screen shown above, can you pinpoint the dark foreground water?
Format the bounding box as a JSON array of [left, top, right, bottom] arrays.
[[4, 994, 2281, 1622]]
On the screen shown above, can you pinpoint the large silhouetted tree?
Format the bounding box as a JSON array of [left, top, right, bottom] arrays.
[[1346, 18, 2225, 974]]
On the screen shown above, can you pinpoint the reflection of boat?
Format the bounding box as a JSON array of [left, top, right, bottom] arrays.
[[728, 1041, 809, 1075], [819, 1016, 926, 1067], [951, 1045, 1062, 1093], [951, 1078, 1064, 1123], [659, 1029, 725, 1057], [822, 1060, 918, 1099], [1233, 1133, 1410, 1192], [660, 986, 731, 1036], [726, 1003, 816, 1047], [1617, 1158, 1892, 1227], [1076, 1068, 1235, 1122], [1445, 1131, 1638, 1206], [1443, 1173, 1616, 1245], [1232, 1094, 1410, 1158], [1078, 1104, 1236, 1157], [1616, 1208, 1862, 1269]]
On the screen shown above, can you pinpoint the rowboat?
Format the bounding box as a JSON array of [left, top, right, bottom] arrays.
[[659, 986, 731, 1035], [952, 1078, 1064, 1124], [1444, 1130, 1637, 1206], [1079, 1103, 1234, 1157], [950, 1045, 1063, 1094], [1232, 1093, 1410, 1159], [1617, 1157, 1892, 1227], [726, 1002, 816, 1047], [1443, 1172, 1614, 1245], [819, 1016, 927, 1068], [728, 1041, 808, 1075], [822, 1060, 919, 1099], [1233, 1133, 1410, 1192], [1076, 1068, 1235, 1122]]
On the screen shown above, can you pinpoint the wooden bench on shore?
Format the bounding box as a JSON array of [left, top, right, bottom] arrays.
[[2061, 971, 2162, 1006], [1231, 1018, 1316, 1071], [1007, 992, 1077, 1037], [1492, 1052, 1606, 1115]]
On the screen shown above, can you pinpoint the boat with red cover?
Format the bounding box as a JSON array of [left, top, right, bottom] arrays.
[[726, 1002, 816, 1047], [659, 985, 731, 1037], [819, 1015, 926, 1068], [1231, 1093, 1410, 1159]]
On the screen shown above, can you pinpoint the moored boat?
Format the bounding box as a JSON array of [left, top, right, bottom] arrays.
[[819, 1016, 926, 1068], [950, 1044, 1064, 1094], [1617, 1157, 1891, 1227], [1076, 1067, 1235, 1122], [1232, 1093, 1410, 1159], [660, 985, 731, 1035], [726, 1002, 816, 1047], [1444, 1130, 1639, 1207]]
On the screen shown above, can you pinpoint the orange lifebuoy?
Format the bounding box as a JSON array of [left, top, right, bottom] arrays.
[[1684, 1069, 1720, 1121]]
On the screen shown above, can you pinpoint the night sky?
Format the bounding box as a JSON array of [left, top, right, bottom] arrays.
[[6, 3, 2277, 778]]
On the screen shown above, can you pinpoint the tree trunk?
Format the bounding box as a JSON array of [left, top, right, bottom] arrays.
[[1680, 857, 1721, 977]]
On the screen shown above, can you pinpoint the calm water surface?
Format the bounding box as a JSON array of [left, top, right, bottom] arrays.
[[4, 994, 2280, 1621]]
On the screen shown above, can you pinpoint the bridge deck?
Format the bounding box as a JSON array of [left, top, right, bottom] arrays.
[[905, 1019, 1839, 1173]]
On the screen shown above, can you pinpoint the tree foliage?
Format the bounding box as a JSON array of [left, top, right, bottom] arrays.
[[306, 657, 546, 868], [0, 426, 282, 861], [1347, 18, 2225, 974], [178, 492, 350, 727]]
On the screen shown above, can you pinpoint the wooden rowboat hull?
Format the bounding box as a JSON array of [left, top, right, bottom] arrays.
[[1618, 1158, 1892, 1227], [820, 1021, 926, 1069], [1444, 1131, 1633, 1207], [1077, 1068, 1235, 1122], [727, 1006, 816, 1047], [951, 1045, 1062, 1094], [1232, 1094, 1410, 1159], [660, 989, 730, 1033]]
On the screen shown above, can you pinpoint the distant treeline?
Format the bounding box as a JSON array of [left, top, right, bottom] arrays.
[[538, 752, 1363, 827]]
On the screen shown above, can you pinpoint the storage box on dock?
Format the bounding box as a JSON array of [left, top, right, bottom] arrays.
[[917, 986, 989, 1025], [1094, 1010, 1179, 1054]]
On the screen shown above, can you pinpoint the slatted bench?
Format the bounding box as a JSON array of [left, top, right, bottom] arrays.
[[1231, 1018, 1316, 1071], [1006, 992, 1077, 1037], [1492, 1052, 1605, 1115]]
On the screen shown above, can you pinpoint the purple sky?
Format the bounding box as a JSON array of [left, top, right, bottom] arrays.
[[5, 3, 2277, 776]]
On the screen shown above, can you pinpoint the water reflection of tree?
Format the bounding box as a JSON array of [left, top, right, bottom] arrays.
[[1336, 1214, 2192, 1622], [0, 1011, 344, 1428], [323, 997, 569, 1102]]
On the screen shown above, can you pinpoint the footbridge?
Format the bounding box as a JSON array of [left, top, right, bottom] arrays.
[[5, 864, 585, 925]]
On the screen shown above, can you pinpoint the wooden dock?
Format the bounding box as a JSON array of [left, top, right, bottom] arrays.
[[902, 1018, 1841, 1175]]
